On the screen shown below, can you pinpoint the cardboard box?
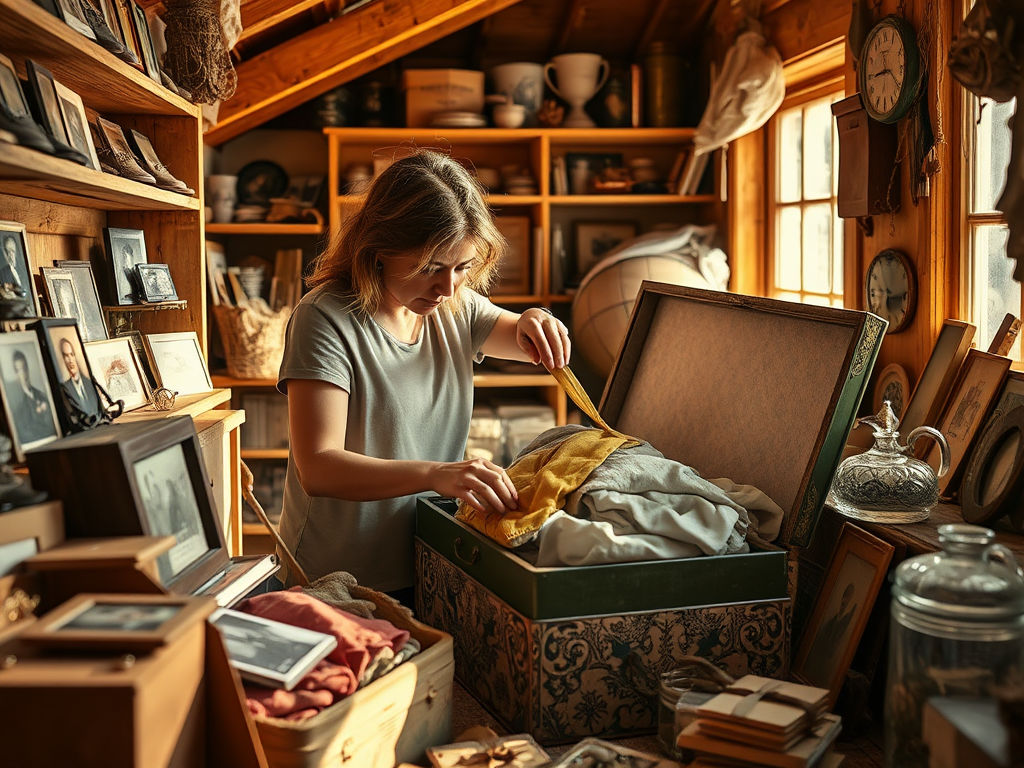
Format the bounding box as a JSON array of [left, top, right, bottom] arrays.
[[402, 69, 484, 127], [416, 283, 886, 744]]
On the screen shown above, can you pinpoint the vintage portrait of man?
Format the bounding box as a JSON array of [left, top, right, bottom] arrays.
[[0, 335, 60, 454], [0, 232, 30, 299], [54, 332, 103, 423]]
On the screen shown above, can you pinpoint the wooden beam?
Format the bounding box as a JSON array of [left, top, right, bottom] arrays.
[[633, 0, 672, 60], [550, 0, 587, 58], [759, 0, 849, 64], [236, 0, 325, 44], [206, 0, 524, 146]]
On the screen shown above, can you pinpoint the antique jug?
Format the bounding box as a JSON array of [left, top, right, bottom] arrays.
[[885, 524, 1024, 767], [829, 401, 950, 523]]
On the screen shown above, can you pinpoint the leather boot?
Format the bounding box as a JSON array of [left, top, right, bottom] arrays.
[[126, 128, 195, 195], [94, 118, 155, 184]]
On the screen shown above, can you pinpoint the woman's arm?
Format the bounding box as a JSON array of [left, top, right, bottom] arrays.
[[481, 308, 572, 369], [287, 378, 518, 512]]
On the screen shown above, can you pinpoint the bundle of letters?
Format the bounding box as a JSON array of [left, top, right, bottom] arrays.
[[677, 676, 843, 768]]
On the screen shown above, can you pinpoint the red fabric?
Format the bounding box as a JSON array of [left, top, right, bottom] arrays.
[[240, 589, 409, 680], [245, 661, 360, 720]]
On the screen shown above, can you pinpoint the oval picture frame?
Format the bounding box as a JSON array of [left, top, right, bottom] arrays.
[[872, 362, 911, 420], [961, 405, 1024, 527]]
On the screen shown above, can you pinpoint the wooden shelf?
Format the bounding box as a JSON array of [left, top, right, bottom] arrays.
[[472, 373, 557, 388], [242, 523, 272, 536], [487, 196, 542, 206], [0, 144, 201, 211], [0, 0, 197, 117], [115, 389, 232, 423], [212, 374, 278, 389], [490, 294, 543, 304], [546, 294, 575, 303], [324, 127, 696, 144], [241, 448, 289, 459], [205, 223, 324, 235], [549, 194, 716, 205]]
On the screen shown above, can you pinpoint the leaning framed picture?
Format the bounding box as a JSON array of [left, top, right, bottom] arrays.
[[103, 227, 149, 305], [0, 220, 41, 317], [927, 349, 1012, 497], [60, 261, 109, 342], [144, 331, 212, 395], [40, 266, 84, 325], [53, 81, 100, 171], [130, 1, 161, 81], [53, 0, 97, 40], [492, 216, 532, 296], [20, 593, 214, 652], [34, 317, 108, 433], [792, 523, 894, 707], [0, 330, 61, 461], [573, 220, 637, 279], [135, 263, 179, 302], [85, 337, 150, 411], [902, 319, 977, 437], [23, 60, 78, 156]]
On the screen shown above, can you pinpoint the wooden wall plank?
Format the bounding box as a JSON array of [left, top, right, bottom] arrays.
[[237, 0, 325, 44], [760, 0, 850, 64]]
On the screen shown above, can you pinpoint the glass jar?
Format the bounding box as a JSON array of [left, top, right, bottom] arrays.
[[885, 524, 1024, 768], [657, 670, 715, 759]]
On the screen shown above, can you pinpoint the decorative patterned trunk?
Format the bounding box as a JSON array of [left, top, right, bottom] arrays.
[[416, 540, 789, 745]]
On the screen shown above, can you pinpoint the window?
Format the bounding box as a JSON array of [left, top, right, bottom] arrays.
[[768, 93, 844, 307], [964, 97, 1020, 360]]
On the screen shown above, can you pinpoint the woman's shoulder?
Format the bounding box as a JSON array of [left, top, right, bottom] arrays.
[[295, 284, 359, 320]]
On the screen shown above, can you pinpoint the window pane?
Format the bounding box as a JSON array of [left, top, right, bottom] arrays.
[[832, 202, 844, 303], [973, 225, 1021, 360], [777, 291, 802, 304], [974, 98, 1015, 213], [778, 108, 803, 203], [777, 206, 802, 290], [802, 203, 832, 293], [803, 100, 833, 200], [803, 294, 831, 307]]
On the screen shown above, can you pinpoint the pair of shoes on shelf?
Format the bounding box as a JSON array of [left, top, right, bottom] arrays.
[[78, 0, 141, 67], [0, 73, 88, 163], [93, 117, 195, 195]]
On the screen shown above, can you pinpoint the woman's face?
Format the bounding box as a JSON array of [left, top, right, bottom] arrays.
[[381, 239, 477, 315]]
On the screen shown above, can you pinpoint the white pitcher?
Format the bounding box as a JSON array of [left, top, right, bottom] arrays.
[[207, 175, 237, 224], [543, 53, 609, 128]]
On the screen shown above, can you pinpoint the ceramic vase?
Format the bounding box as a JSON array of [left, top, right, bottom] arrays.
[[491, 62, 544, 126], [207, 175, 237, 224], [543, 53, 609, 129]]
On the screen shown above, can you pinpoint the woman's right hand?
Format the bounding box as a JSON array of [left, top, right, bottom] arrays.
[[431, 458, 519, 514]]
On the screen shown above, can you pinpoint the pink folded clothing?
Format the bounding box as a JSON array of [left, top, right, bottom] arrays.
[[240, 589, 410, 681], [245, 661, 360, 720]]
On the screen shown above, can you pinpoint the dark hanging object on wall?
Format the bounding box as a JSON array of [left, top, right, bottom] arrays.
[[161, 0, 237, 104], [832, 93, 900, 218]]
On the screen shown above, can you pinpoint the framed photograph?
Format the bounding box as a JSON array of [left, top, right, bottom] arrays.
[[112, 0, 145, 67], [85, 337, 150, 411], [574, 220, 637, 278], [53, 0, 97, 40], [96, 0, 126, 45], [492, 216, 532, 295], [135, 263, 178, 302], [927, 349, 1012, 496], [60, 261, 108, 342], [103, 227, 148, 305], [961, 403, 1024, 527], [52, 81, 100, 171], [901, 319, 977, 437], [116, 327, 157, 388], [0, 54, 33, 124], [34, 317, 106, 432], [211, 608, 338, 690], [0, 331, 61, 461], [20, 593, 213, 652], [792, 524, 894, 707], [40, 266, 83, 324], [24, 60, 74, 150], [130, 1, 160, 81], [0, 220, 41, 317], [144, 331, 212, 395], [872, 362, 911, 419]]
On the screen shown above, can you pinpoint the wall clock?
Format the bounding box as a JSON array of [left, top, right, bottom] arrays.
[[865, 249, 915, 332], [858, 15, 922, 124]]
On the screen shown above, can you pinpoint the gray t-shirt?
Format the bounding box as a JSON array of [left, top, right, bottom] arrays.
[[277, 284, 503, 590]]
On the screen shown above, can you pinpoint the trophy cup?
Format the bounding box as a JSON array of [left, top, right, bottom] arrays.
[[543, 53, 609, 129]]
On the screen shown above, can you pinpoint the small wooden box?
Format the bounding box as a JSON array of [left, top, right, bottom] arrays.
[[401, 69, 484, 127]]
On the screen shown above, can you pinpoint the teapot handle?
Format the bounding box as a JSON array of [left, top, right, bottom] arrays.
[[985, 544, 1024, 579], [906, 426, 950, 478]]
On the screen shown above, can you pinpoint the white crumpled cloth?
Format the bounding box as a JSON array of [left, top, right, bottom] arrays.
[[513, 426, 784, 567]]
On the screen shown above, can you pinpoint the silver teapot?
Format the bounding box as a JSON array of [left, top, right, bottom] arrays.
[[829, 401, 951, 523]]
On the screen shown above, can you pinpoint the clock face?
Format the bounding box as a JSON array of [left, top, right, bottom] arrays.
[[859, 17, 920, 124], [866, 250, 915, 332]]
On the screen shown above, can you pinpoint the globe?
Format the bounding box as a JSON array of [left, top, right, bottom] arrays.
[[572, 250, 718, 379]]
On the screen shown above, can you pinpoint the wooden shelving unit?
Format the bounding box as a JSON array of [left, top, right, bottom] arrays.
[[205, 223, 324, 235], [116, 390, 232, 423], [240, 448, 289, 460]]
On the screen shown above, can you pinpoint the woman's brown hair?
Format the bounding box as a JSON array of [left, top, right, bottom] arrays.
[[307, 150, 506, 316]]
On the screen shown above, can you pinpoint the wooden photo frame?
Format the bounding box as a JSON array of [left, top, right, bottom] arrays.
[[112, 0, 145, 68], [792, 523, 894, 707], [0, 220, 41, 317], [0, 331, 61, 461], [927, 349, 1012, 496], [60, 261, 109, 342], [130, 1, 160, 81], [135, 263, 178, 302], [34, 317, 107, 433], [53, 81, 100, 171], [40, 266, 84, 325], [85, 337, 150, 411], [103, 227, 148, 305], [573, 220, 637, 279], [901, 319, 977, 436], [21, 593, 213, 651], [873, 362, 911, 420], [492, 216, 532, 296], [24, 60, 75, 151], [144, 331, 212, 395]]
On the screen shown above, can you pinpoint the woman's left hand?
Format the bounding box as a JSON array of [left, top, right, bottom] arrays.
[[516, 308, 571, 370]]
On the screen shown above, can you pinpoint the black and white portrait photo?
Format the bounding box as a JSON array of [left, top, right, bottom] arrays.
[[43, 322, 105, 428], [104, 227, 148, 305], [134, 443, 209, 583], [62, 261, 108, 342], [137, 263, 178, 302], [0, 222, 35, 315], [0, 331, 60, 459], [0, 54, 28, 117], [53, 81, 99, 170], [42, 268, 83, 326], [61, 603, 180, 633]]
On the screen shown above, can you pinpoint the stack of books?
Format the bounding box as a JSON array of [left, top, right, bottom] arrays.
[[677, 676, 843, 768]]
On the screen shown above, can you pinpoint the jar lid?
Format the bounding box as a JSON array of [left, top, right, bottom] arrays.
[[893, 524, 1024, 622]]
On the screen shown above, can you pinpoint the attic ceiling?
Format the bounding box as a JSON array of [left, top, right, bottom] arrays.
[[196, 0, 718, 146]]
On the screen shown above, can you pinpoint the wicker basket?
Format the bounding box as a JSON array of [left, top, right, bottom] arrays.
[[213, 302, 290, 380]]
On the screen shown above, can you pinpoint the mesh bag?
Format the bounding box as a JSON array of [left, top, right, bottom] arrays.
[[212, 302, 289, 379]]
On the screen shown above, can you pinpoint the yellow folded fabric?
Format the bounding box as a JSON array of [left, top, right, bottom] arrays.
[[457, 366, 639, 548]]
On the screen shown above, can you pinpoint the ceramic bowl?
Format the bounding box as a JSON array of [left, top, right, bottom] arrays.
[[493, 103, 527, 129]]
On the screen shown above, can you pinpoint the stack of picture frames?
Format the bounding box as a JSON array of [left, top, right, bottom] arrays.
[[0, 220, 214, 465]]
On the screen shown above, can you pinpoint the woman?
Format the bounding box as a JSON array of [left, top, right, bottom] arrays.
[[278, 151, 571, 602]]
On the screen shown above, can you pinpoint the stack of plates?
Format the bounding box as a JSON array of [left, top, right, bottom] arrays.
[[234, 205, 268, 223], [431, 111, 487, 128], [505, 174, 538, 195]]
